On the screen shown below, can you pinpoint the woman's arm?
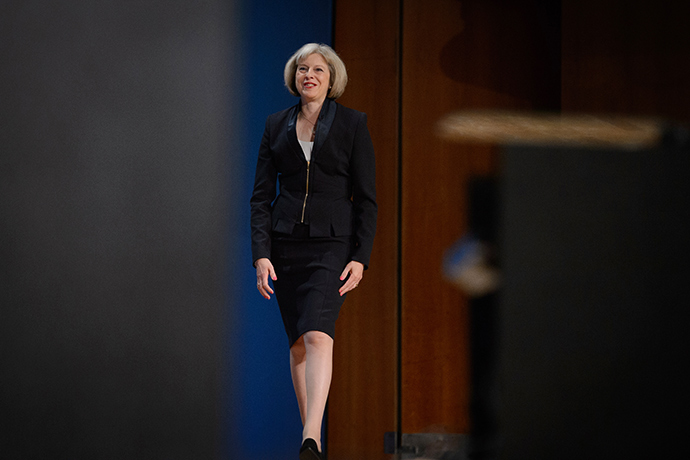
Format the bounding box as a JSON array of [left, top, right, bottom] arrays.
[[349, 113, 378, 269], [250, 117, 277, 266]]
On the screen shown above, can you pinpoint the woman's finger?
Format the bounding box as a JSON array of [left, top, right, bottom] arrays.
[[339, 265, 351, 281], [257, 279, 274, 299], [339, 275, 362, 295], [339, 279, 359, 296]]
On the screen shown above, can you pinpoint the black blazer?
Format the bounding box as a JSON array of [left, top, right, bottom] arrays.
[[250, 98, 377, 268]]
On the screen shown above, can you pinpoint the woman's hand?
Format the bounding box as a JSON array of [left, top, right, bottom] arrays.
[[255, 258, 277, 299], [339, 261, 364, 296]]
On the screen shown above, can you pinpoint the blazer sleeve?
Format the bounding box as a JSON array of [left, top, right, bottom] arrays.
[[349, 113, 377, 269], [250, 117, 277, 266]]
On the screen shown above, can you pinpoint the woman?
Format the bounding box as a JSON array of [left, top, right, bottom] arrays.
[[250, 43, 377, 460]]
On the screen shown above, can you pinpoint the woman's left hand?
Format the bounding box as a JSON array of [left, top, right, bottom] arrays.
[[339, 261, 364, 296]]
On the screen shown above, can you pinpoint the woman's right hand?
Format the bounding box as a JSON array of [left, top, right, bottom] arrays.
[[255, 258, 277, 299]]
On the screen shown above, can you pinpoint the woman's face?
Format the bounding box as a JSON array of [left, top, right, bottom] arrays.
[[295, 53, 331, 103]]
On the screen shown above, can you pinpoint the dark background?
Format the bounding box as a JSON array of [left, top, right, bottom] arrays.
[[1, 1, 233, 458], [5, 1, 690, 459], [498, 139, 690, 459]]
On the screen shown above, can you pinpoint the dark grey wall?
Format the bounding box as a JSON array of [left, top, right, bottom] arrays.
[[1, 1, 233, 458]]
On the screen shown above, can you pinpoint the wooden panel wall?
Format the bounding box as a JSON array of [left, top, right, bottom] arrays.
[[562, 0, 690, 120], [329, 0, 556, 457], [400, 0, 560, 435], [330, 0, 689, 458], [328, 2, 400, 460]]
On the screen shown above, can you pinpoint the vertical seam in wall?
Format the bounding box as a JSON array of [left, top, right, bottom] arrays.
[[396, 0, 404, 452], [558, 2, 563, 112], [325, 1, 336, 454]]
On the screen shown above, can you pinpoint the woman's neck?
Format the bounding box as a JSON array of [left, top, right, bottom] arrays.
[[300, 98, 325, 120]]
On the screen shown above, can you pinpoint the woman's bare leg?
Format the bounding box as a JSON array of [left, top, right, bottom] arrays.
[[301, 330, 334, 452], [289, 336, 308, 425]]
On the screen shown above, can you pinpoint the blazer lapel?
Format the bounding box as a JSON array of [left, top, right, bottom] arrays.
[[286, 104, 305, 162], [312, 98, 337, 161]]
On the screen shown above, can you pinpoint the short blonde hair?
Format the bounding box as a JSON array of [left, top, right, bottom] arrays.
[[284, 43, 348, 99]]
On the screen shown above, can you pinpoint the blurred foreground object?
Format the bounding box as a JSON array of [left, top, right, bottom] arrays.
[[440, 110, 689, 460], [437, 110, 664, 150], [443, 235, 500, 298]]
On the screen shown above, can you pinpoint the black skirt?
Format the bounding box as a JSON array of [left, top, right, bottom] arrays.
[[271, 224, 352, 347]]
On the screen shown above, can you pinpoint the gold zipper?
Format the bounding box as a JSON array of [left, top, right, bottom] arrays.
[[300, 160, 310, 223]]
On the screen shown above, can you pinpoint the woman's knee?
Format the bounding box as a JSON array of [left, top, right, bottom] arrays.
[[302, 330, 333, 348], [290, 336, 306, 357]]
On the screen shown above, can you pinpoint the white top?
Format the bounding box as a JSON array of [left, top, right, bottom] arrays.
[[298, 139, 314, 162]]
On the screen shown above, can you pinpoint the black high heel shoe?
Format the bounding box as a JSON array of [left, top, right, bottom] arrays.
[[299, 438, 322, 460]]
